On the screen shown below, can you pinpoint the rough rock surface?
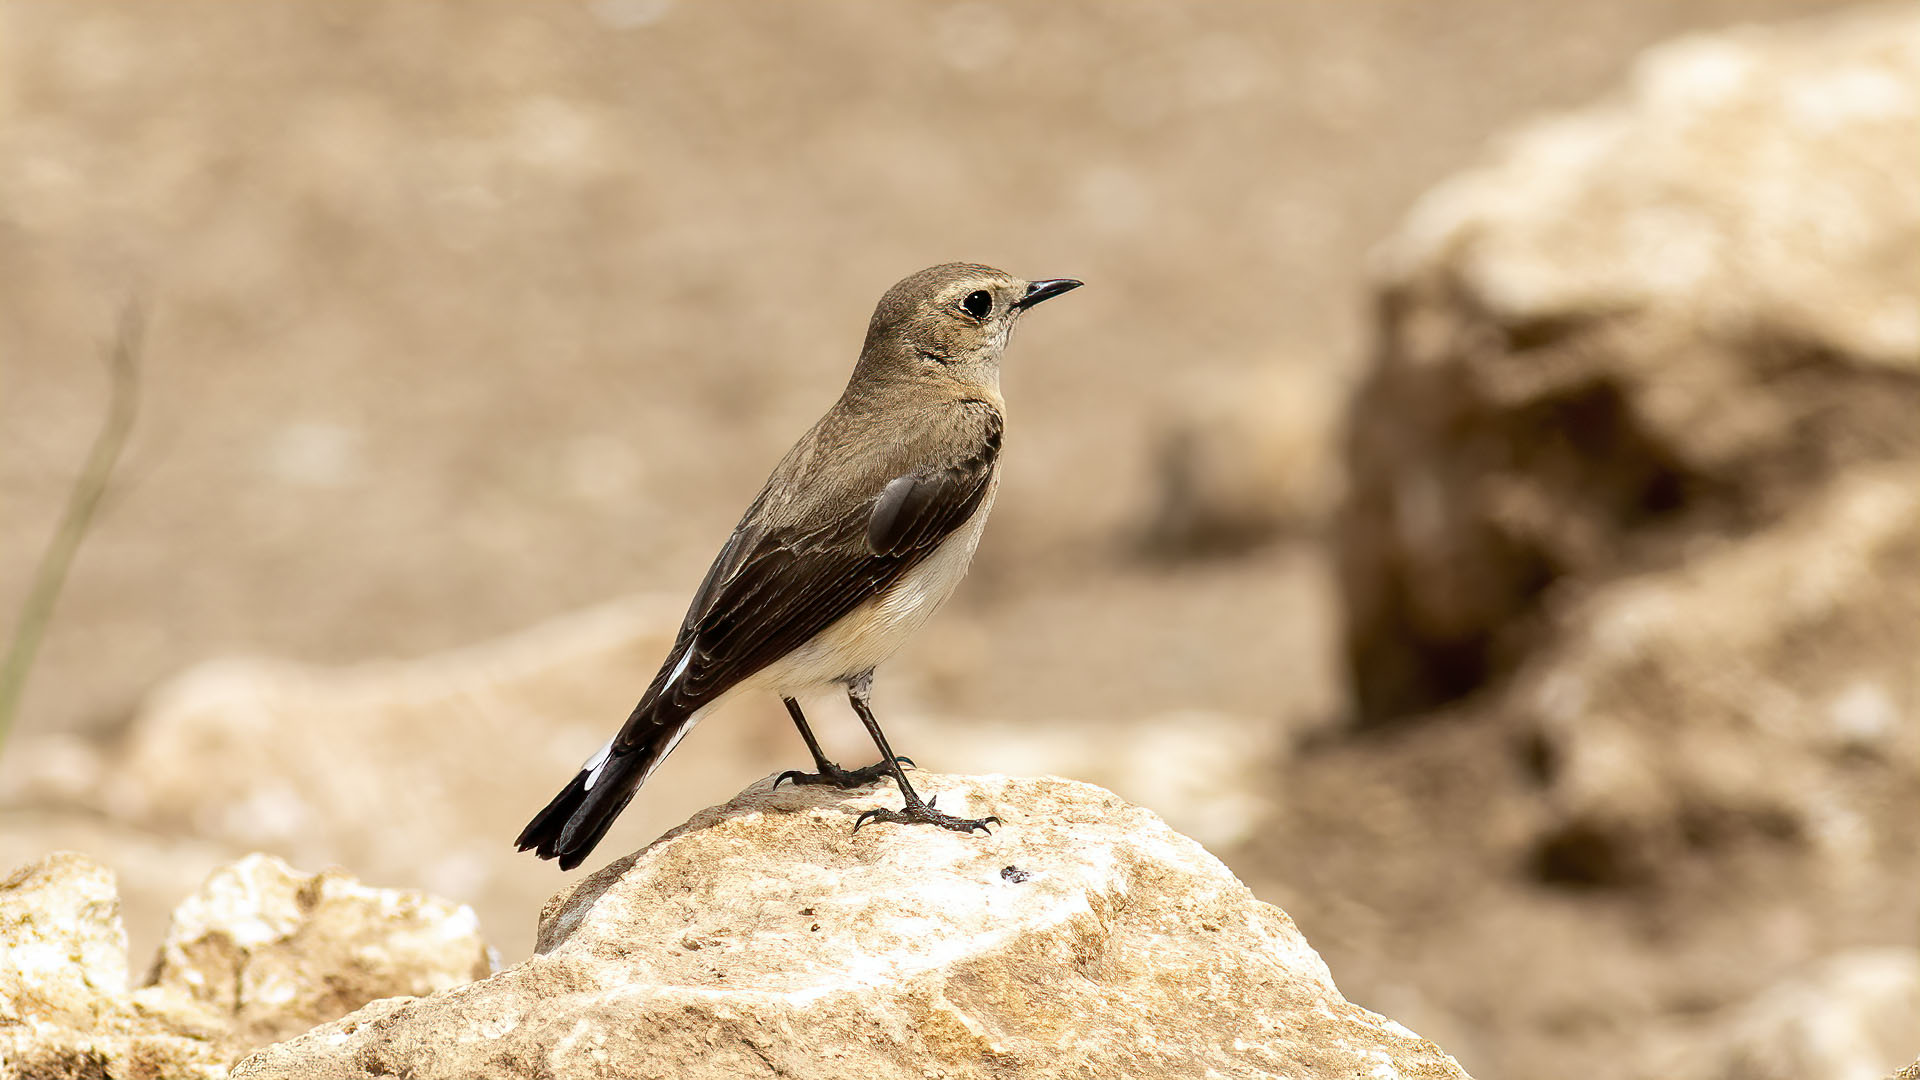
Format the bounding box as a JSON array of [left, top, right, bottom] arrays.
[[0, 852, 212, 1079], [1339, 4, 1920, 720], [0, 852, 491, 1077], [234, 774, 1472, 1080], [78, 593, 1301, 959], [146, 854, 493, 1049], [0, 854, 128, 1023]]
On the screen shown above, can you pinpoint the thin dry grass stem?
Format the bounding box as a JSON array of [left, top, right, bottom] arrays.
[[0, 301, 144, 755]]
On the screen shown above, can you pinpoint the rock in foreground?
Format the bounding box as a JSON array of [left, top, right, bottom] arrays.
[[147, 853, 494, 1049], [237, 774, 1472, 1079], [0, 853, 214, 1078], [0, 852, 490, 1077]]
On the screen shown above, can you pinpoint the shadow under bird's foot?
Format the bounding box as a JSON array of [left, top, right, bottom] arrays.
[[774, 756, 914, 791], [854, 793, 999, 835]]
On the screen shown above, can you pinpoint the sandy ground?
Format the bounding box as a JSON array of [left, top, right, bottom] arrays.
[[1, 0, 1854, 736], [0, 3, 1878, 1078]]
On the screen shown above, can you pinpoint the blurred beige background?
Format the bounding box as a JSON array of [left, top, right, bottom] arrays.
[[1, 0, 1849, 738], [3, 3, 1911, 1080]]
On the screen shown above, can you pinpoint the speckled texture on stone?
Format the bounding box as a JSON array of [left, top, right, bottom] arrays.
[[0, 853, 226, 1078], [0, 852, 493, 1078], [145, 853, 493, 1047], [234, 774, 1473, 1080]]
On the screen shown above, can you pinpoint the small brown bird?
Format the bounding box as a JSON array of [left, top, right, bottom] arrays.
[[517, 263, 1081, 869]]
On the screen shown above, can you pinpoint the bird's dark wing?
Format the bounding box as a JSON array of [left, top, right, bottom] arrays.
[[612, 409, 1002, 749]]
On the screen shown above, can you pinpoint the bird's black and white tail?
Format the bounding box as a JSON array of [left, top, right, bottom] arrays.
[[515, 704, 695, 871]]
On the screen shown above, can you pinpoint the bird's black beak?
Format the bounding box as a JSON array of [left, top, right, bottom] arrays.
[[1014, 278, 1083, 310]]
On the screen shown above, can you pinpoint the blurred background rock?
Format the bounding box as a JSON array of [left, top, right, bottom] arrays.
[[1, 3, 1914, 1079]]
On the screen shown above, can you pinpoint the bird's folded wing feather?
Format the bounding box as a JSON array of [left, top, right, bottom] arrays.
[[611, 409, 1001, 751]]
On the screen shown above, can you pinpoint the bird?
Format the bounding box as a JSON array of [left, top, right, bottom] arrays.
[[517, 263, 1082, 870]]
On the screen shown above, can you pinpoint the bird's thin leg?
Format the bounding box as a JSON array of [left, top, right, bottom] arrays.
[[844, 672, 998, 835], [773, 696, 911, 790]]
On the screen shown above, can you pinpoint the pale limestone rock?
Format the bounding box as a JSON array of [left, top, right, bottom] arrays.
[[0, 852, 493, 1077], [143, 853, 492, 1047], [1340, 4, 1920, 721], [0, 853, 130, 1028], [234, 775, 1473, 1080], [97, 593, 1295, 959], [0, 853, 228, 1078]]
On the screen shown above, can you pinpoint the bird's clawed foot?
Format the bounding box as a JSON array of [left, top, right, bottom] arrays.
[[853, 793, 999, 835], [774, 756, 914, 791]]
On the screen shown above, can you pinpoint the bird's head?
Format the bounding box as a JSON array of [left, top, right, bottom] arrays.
[[855, 263, 1081, 391]]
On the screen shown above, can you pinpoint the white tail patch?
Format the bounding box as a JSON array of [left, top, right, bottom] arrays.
[[663, 646, 694, 691], [580, 739, 613, 791], [581, 646, 701, 796]]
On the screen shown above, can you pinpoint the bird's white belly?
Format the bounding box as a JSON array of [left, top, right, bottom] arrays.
[[754, 491, 995, 693]]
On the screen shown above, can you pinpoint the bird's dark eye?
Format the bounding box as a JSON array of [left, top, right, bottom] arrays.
[[960, 290, 993, 319]]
